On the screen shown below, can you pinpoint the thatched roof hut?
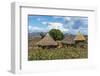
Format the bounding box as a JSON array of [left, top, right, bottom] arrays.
[[74, 31, 86, 41], [36, 33, 57, 46], [28, 37, 41, 46], [62, 34, 75, 44]]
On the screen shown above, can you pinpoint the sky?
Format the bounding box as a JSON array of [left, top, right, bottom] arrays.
[[28, 15, 88, 35]]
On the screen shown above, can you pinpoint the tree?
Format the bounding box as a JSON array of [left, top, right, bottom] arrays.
[[49, 29, 64, 41], [40, 32, 46, 38]]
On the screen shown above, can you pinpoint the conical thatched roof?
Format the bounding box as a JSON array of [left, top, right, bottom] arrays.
[[36, 33, 57, 46], [62, 34, 75, 44], [29, 37, 41, 46], [74, 31, 86, 41]]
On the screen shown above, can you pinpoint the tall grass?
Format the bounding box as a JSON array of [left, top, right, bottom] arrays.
[[28, 47, 88, 60]]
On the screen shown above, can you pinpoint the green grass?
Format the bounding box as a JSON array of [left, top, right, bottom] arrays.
[[28, 47, 88, 60]]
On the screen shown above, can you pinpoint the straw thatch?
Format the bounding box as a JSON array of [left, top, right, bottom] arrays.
[[36, 33, 57, 46], [74, 31, 86, 41], [62, 34, 75, 44], [28, 37, 41, 46]]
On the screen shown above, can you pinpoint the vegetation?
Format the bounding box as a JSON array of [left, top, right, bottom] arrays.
[[28, 29, 88, 61], [40, 32, 46, 38], [28, 47, 88, 60], [49, 29, 64, 41]]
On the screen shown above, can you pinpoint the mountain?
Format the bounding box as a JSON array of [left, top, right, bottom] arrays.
[[28, 32, 47, 39]]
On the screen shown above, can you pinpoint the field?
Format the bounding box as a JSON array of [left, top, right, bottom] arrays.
[[28, 47, 88, 60], [28, 35, 88, 61]]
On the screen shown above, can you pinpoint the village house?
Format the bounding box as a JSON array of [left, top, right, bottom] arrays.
[[74, 31, 86, 47], [62, 34, 75, 47], [36, 33, 57, 48]]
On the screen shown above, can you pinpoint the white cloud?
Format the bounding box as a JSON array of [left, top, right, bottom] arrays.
[[48, 22, 69, 32], [64, 17, 71, 21], [81, 18, 88, 25], [28, 25, 44, 32], [29, 22, 69, 33], [79, 27, 88, 30], [68, 21, 74, 26], [28, 26, 32, 30], [48, 22, 63, 28], [29, 26, 41, 30], [42, 21, 47, 25], [53, 16, 62, 19], [37, 18, 41, 21]]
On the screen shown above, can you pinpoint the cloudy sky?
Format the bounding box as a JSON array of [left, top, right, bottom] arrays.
[[28, 15, 88, 35]]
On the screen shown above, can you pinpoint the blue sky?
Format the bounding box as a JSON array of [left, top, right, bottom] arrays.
[[28, 15, 88, 35]]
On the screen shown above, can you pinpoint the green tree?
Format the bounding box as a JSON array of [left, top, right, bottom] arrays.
[[49, 29, 64, 41]]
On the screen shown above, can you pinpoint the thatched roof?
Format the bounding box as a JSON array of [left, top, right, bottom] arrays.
[[62, 34, 75, 44], [36, 33, 57, 46], [28, 37, 41, 46], [74, 31, 86, 41]]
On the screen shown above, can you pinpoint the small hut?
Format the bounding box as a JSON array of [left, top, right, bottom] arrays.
[[74, 31, 86, 47], [28, 37, 41, 49], [62, 34, 75, 47], [36, 33, 57, 48]]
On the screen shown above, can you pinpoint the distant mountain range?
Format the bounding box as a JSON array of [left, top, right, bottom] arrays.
[[28, 32, 47, 39], [28, 32, 88, 39]]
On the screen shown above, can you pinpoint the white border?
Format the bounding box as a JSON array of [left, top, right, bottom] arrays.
[[11, 2, 96, 74]]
